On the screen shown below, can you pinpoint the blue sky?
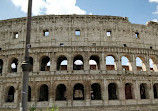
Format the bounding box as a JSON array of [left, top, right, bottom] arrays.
[[0, 0, 158, 24]]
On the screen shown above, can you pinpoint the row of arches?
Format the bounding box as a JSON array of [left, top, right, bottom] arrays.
[[0, 54, 157, 73], [5, 83, 158, 102]]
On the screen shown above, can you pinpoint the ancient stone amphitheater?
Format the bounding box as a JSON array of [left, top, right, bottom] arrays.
[[0, 15, 158, 111]]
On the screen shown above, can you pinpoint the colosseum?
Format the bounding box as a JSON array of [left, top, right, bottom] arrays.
[[0, 15, 158, 111]]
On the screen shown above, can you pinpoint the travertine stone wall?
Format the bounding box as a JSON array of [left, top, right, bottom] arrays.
[[0, 15, 158, 111]]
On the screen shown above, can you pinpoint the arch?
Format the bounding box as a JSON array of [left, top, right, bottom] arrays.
[[91, 83, 101, 100], [121, 56, 131, 71], [28, 86, 31, 101], [140, 83, 149, 99], [153, 83, 158, 99], [9, 58, 18, 72], [39, 84, 49, 101], [57, 56, 67, 70], [149, 57, 157, 72], [40, 56, 50, 71], [29, 57, 33, 72], [108, 83, 118, 100], [0, 59, 3, 74], [106, 55, 116, 70], [136, 57, 146, 71], [6, 86, 15, 102], [55, 84, 66, 100], [89, 55, 100, 70], [73, 55, 84, 70], [125, 83, 133, 99], [73, 83, 84, 100]]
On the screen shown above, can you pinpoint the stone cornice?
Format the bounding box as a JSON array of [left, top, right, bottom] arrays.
[[0, 46, 157, 56]]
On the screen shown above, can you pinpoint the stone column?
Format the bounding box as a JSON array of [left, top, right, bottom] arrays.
[[101, 53, 106, 71], [0, 84, 2, 107], [85, 81, 91, 106], [3, 57, 8, 74], [14, 85, 19, 106], [149, 81, 154, 101], [67, 81, 73, 106], [67, 54, 73, 72], [50, 82, 56, 107], [131, 55, 137, 73], [84, 53, 89, 71], [50, 53, 56, 72], [143, 56, 150, 72], [119, 81, 125, 105], [115, 54, 122, 72], [17, 55, 22, 73], [102, 80, 108, 105], [49, 81, 55, 107], [135, 81, 140, 103], [33, 54, 39, 72], [31, 81, 37, 105]]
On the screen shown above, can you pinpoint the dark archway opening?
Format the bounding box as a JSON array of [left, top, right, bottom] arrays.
[[57, 56, 67, 70], [91, 83, 101, 100], [125, 83, 133, 99], [56, 84, 66, 100], [89, 55, 100, 70], [10, 58, 18, 72], [153, 84, 158, 99], [39, 84, 48, 101], [73, 55, 84, 70], [73, 83, 84, 100], [40, 56, 50, 71], [6, 86, 15, 102], [0, 59, 3, 74], [108, 83, 118, 100], [140, 83, 148, 99]]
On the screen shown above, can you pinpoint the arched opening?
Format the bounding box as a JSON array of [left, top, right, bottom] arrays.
[[0, 59, 3, 74], [57, 56, 67, 70], [140, 83, 149, 99], [6, 86, 15, 102], [91, 83, 101, 100], [73, 55, 84, 70], [125, 83, 133, 99], [56, 84, 66, 101], [28, 86, 31, 101], [10, 58, 18, 72], [40, 56, 50, 71], [153, 83, 158, 99], [39, 84, 48, 101], [89, 55, 100, 70], [121, 56, 131, 71], [136, 57, 146, 71], [73, 83, 84, 100], [149, 57, 157, 72], [28, 57, 33, 72], [106, 55, 116, 70], [108, 83, 118, 100]]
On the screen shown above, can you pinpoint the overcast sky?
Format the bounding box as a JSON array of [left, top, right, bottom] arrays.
[[0, 0, 158, 24]]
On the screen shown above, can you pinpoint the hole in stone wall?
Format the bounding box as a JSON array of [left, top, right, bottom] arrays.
[[6, 86, 15, 102], [43, 30, 49, 37], [13, 32, 18, 39], [75, 30, 80, 36], [135, 32, 139, 38], [107, 31, 111, 36]]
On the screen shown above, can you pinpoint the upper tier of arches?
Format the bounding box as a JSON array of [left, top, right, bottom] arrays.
[[0, 52, 158, 75]]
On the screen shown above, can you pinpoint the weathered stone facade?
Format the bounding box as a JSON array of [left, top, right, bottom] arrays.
[[0, 15, 158, 111]]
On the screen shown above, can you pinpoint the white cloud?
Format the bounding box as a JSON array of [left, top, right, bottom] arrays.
[[10, 0, 86, 15], [149, 0, 158, 2], [152, 19, 158, 22], [149, 0, 158, 15]]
